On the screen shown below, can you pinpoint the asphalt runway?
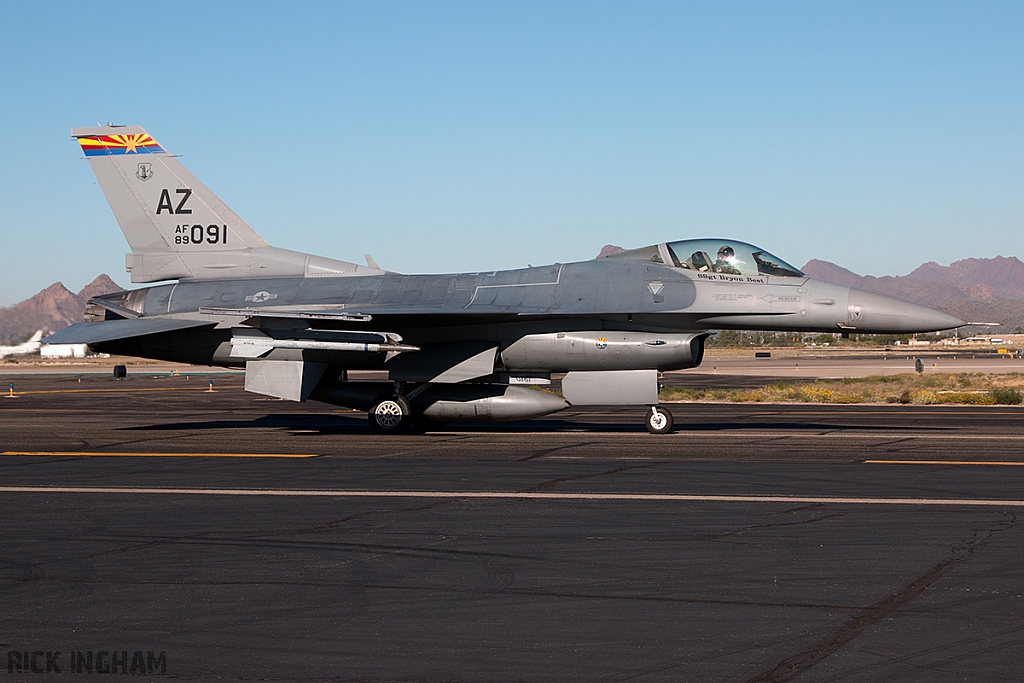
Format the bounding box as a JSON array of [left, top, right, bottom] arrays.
[[2, 375, 1023, 681]]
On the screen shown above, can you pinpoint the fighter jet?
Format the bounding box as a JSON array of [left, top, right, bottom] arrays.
[[46, 125, 964, 433], [0, 330, 43, 359]]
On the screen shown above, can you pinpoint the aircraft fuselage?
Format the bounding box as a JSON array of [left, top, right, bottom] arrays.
[[89, 256, 957, 370]]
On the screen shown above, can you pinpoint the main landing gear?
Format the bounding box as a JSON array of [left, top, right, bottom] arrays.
[[645, 405, 674, 434], [367, 392, 447, 433], [368, 394, 412, 433]]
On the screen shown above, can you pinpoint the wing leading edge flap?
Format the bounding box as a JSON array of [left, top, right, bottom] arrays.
[[43, 318, 214, 345]]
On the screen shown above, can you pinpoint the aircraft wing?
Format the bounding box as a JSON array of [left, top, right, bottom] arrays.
[[43, 318, 215, 345]]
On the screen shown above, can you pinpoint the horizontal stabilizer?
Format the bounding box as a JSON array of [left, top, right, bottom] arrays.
[[43, 318, 213, 345], [87, 297, 141, 319]]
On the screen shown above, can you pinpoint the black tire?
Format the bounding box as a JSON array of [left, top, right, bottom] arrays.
[[645, 406, 673, 434], [368, 394, 412, 433]]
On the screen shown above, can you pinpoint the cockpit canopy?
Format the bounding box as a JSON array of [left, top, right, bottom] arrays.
[[603, 239, 804, 278]]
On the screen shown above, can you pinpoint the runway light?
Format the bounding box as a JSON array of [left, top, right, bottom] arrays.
[[207, 379, 215, 393], [6, 383, 17, 399]]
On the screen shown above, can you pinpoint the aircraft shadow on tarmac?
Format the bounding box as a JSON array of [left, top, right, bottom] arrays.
[[121, 413, 950, 435]]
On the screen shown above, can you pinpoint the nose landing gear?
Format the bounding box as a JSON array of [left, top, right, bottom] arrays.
[[645, 405, 674, 434]]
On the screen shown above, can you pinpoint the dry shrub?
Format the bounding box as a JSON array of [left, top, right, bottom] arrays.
[[992, 387, 1023, 405], [935, 392, 996, 405]]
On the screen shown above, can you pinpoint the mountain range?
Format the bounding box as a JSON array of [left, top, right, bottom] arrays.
[[4, 255, 1024, 343], [800, 257, 1024, 332], [800, 257, 1024, 307], [0, 275, 122, 344]]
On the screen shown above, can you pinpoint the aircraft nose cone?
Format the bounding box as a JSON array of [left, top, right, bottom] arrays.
[[848, 288, 965, 333]]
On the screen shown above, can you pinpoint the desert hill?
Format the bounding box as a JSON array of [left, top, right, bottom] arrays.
[[937, 300, 1024, 335], [0, 275, 122, 344], [801, 256, 1024, 307], [801, 256, 1024, 332]]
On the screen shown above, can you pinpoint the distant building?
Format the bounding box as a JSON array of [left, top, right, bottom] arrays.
[[40, 343, 88, 359], [944, 335, 1024, 346]]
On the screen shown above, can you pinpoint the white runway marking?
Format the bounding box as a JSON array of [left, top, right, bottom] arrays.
[[0, 486, 1022, 507]]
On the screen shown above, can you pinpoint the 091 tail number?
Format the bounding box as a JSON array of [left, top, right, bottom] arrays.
[[175, 224, 228, 245]]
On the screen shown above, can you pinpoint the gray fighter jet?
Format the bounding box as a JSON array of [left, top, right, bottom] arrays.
[[46, 125, 964, 433]]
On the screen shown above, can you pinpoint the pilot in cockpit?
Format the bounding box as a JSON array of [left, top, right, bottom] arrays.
[[713, 246, 741, 274]]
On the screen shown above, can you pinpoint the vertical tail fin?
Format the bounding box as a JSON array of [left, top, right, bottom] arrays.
[[72, 125, 373, 283]]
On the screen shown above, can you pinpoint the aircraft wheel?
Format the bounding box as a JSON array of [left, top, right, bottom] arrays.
[[645, 406, 673, 434], [368, 394, 412, 433]]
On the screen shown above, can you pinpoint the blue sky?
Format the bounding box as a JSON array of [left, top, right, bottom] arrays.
[[1, 1, 1021, 305]]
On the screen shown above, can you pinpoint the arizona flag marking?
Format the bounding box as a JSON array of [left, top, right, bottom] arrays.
[[79, 133, 164, 157]]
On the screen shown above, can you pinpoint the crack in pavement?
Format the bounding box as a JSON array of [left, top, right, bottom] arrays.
[[764, 503, 827, 516], [52, 533, 542, 562], [284, 500, 452, 535], [1, 574, 867, 611], [0, 529, 226, 580], [873, 437, 917, 449], [742, 510, 1018, 683], [517, 440, 601, 462], [519, 464, 655, 493], [713, 511, 849, 538]]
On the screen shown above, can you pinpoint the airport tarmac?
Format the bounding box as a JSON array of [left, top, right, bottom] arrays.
[[2, 375, 1023, 681]]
